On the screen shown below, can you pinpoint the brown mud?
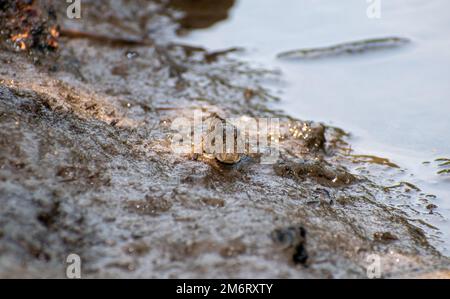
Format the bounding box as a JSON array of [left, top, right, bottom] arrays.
[[0, 0, 449, 278]]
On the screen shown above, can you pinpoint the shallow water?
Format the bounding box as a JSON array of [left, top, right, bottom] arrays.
[[176, 0, 450, 256]]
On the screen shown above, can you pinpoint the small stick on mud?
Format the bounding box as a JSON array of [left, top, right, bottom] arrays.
[[60, 28, 154, 47]]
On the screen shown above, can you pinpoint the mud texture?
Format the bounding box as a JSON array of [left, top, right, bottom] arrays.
[[0, 0, 449, 278]]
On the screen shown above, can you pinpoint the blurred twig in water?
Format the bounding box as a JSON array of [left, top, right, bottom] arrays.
[[277, 37, 410, 60], [436, 158, 450, 175]]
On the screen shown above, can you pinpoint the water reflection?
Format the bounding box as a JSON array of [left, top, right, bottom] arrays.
[[168, 0, 235, 33]]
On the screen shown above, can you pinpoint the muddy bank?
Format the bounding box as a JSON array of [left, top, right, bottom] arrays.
[[0, 0, 448, 278]]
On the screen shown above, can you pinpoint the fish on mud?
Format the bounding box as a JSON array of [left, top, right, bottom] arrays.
[[277, 37, 410, 60]]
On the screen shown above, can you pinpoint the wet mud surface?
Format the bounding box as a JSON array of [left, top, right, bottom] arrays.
[[0, 0, 449, 278]]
